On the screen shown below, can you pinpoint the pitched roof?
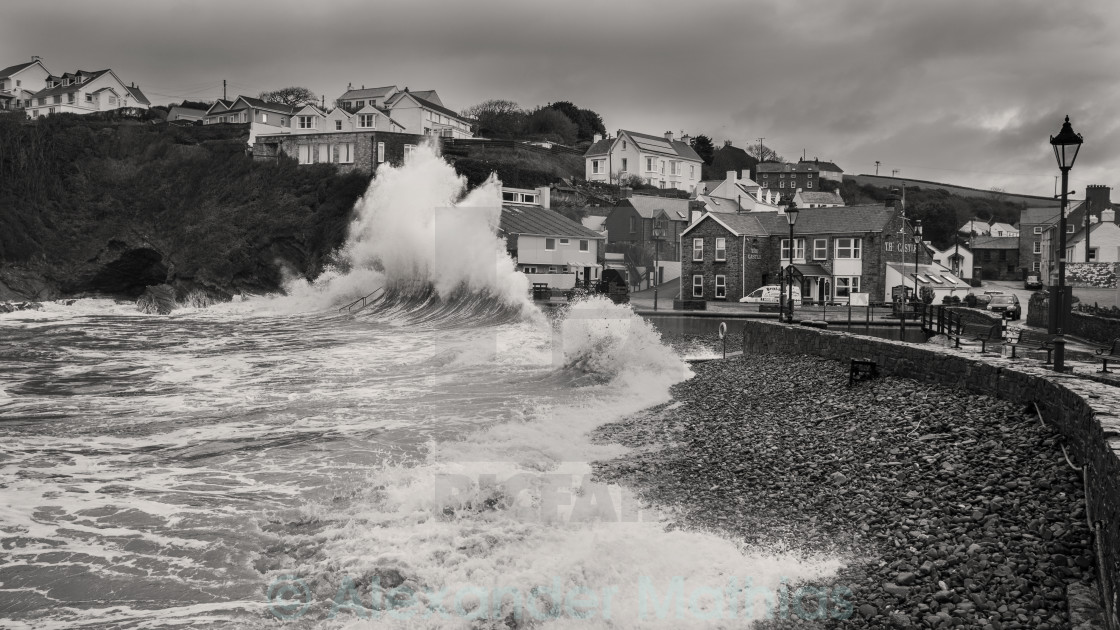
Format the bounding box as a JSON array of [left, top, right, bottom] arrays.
[[408, 90, 441, 105], [754, 204, 896, 235], [168, 106, 207, 119], [681, 212, 769, 237], [1019, 206, 1062, 225], [0, 60, 39, 80], [30, 69, 111, 98], [757, 161, 821, 173], [969, 236, 1019, 249], [798, 158, 843, 173], [622, 195, 691, 221], [124, 84, 149, 105], [795, 191, 845, 205], [499, 205, 606, 239], [621, 130, 703, 162], [234, 95, 296, 114], [338, 85, 398, 100], [583, 138, 613, 157], [581, 216, 608, 232]]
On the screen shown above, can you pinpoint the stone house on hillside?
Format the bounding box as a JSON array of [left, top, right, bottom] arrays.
[[602, 194, 689, 283], [252, 130, 424, 173]]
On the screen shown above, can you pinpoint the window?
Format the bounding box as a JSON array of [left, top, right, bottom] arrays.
[[646, 157, 655, 172], [1033, 241, 1042, 254], [559, 238, 569, 245], [1090, 248, 1099, 261], [377, 142, 385, 163], [715, 238, 726, 261], [404, 144, 416, 163], [67, 92, 74, 104], [1033, 226, 1043, 234], [835, 276, 860, 298], [780, 181, 785, 188], [298, 116, 314, 129], [621, 158, 628, 172], [1033, 262, 1041, 272], [1068, 225, 1075, 233], [317, 144, 329, 163], [780, 238, 806, 260], [835, 238, 862, 259], [660, 161, 665, 174], [813, 239, 827, 259], [592, 160, 604, 174], [693, 238, 704, 261], [53, 95, 61, 104], [762, 174, 768, 180], [339, 143, 354, 164], [622, 141, 627, 150], [298, 145, 312, 165], [335, 120, 343, 130], [670, 162, 680, 175], [693, 275, 704, 298], [579, 239, 589, 252], [807, 180, 813, 189], [629, 217, 637, 233], [523, 266, 537, 274], [355, 101, 365, 108], [545, 238, 556, 250], [359, 114, 375, 128], [999, 250, 1007, 261], [262, 113, 268, 123], [549, 266, 556, 273], [715, 275, 727, 299], [690, 165, 695, 178], [85, 93, 93, 103]]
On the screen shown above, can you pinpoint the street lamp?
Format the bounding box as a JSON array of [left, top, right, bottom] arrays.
[[651, 224, 665, 311], [785, 201, 800, 322], [913, 220, 923, 308], [1050, 115, 1083, 373]]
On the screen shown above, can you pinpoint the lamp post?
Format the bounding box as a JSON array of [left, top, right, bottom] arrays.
[[1050, 115, 1083, 373], [652, 224, 664, 311], [912, 220, 923, 307], [785, 201, 800, 323]]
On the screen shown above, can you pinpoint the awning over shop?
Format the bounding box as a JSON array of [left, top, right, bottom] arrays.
[[791, 263, 830, 277], [887, 262, 965, 289]]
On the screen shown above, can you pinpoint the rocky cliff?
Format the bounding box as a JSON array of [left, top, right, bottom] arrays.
[[0, 112, 369, 301]]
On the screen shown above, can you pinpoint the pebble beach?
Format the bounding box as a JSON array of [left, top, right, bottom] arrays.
[[595, 335, 1098, 629]]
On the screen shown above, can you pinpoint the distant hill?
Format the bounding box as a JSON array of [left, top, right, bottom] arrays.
[[846, 174, 1059, 207]]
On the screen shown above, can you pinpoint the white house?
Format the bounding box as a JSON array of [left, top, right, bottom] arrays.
[[691, 170, 781, 216], [927, 242, 973, 280], [0, 57, 50, 112], [1065, 209, 1120, 262], [584, 129, 703, 191], [989, 221, 1019, 237], [793, 190, 845, 208], [498, 187, 605, 290], [167, 106, 207, 123], [204, 95, 293, 128], [383, 89, 472, 138], [25, 68, 149, 118], [336, 84, 400, 111], [885, 262, 968, 302]]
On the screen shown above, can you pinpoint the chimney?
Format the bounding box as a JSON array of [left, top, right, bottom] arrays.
[[726, 170, 738, 187], [1103, 208, 1116, 223], [31, 55, 40, 62], [347, 82, 352, 90], [1086, 185, 1112, 214], [681, 133, 691, 145], [536, 186, 551, 209], [593, 133, 602, 143], [664, 131, 674, 142]]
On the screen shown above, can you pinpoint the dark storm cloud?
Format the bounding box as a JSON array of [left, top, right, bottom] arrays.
[[3, 0, 1116, 194]]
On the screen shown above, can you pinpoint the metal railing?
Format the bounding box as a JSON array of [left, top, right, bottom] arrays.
[[338, 286, 384, 313]]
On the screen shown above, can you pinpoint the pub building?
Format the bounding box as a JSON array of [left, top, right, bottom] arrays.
[[681, 201, 940, 304]]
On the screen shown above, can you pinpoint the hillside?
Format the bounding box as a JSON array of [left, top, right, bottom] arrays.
[[443, 141, 584, 188], [0, 113, 368, 300]]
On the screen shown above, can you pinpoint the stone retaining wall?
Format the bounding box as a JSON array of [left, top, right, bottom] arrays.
[[741, 320, 1120, 628]]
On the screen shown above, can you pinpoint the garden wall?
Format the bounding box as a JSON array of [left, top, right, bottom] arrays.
[[741, 320, 1120, 628]]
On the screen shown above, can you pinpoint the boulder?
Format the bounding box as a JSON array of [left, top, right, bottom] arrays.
[[136, 284, 177, 315]]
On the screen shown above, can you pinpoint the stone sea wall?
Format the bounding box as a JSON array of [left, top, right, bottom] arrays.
[[741, 320, 1120, 628]]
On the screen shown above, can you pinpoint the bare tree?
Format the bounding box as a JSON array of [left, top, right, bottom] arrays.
[[746, 143, 784, 163], [258, 87, 317, 107]]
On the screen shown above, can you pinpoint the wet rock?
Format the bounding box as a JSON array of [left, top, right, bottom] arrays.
[[136, 284, 176, 315]]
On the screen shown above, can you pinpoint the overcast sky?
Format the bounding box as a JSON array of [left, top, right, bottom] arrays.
[[5, 0, 1117, 198]]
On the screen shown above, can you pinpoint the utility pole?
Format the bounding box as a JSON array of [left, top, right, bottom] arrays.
[[875, 161, 880, 176], [222, 79, 226, 101], [1085, 199, 1092, 262], [892, 169, 900, 178], [757, 137, 765, 162]]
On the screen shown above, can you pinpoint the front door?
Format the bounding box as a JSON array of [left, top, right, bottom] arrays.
[[583, 267, 591, 288]]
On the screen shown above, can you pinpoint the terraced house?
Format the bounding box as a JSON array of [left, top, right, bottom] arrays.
[[583, 130, 703, 191], [681, 202, 930, 303]]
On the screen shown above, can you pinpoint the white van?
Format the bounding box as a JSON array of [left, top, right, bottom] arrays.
[[739, 285, 803, 305]]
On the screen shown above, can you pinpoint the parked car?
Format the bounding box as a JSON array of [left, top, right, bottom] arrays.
[[974, 290, 1004, 307], [739, 285, 803, 305], [1024, 274, 1043, 290], [987, 294, 1021, 319]]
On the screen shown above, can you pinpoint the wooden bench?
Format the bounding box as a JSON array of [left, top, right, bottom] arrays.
[[1096, 338, 1120, 373], [948, 322, 1002, 353], [1007, 329, 1055, 364]]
